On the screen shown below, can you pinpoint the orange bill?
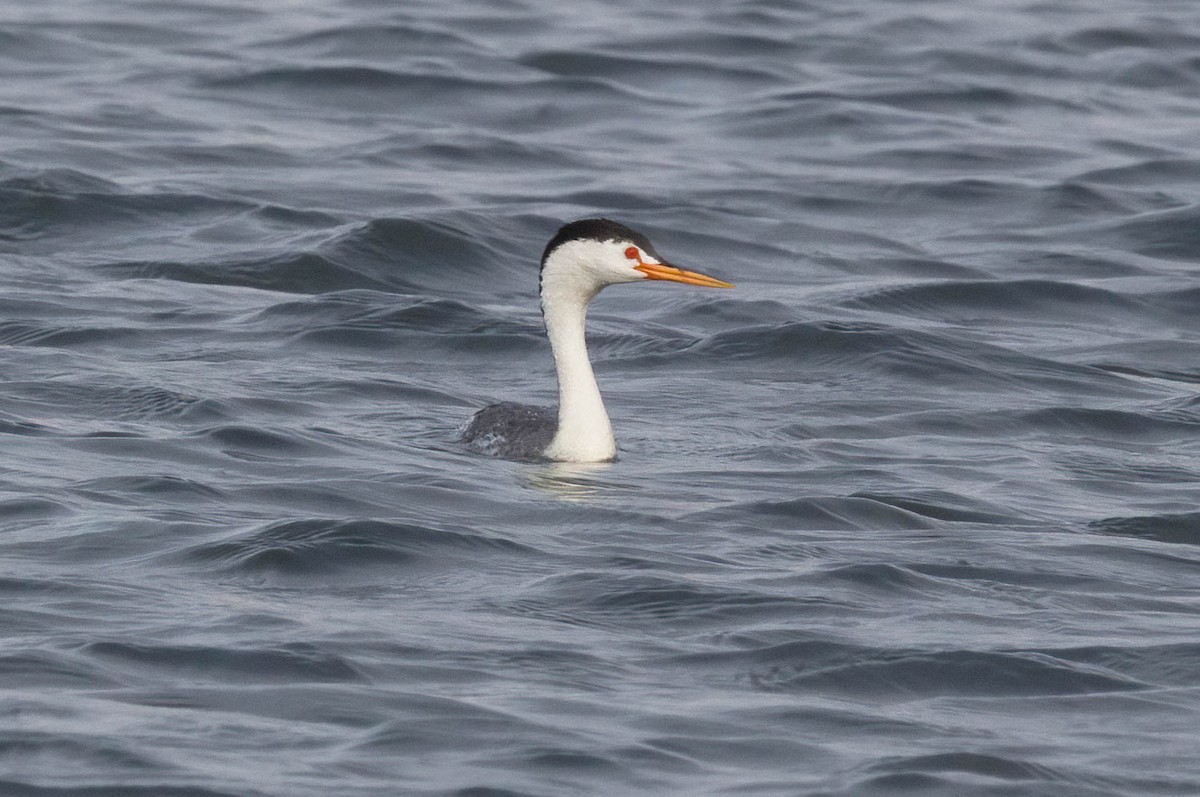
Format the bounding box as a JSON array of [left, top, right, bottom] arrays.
[[634, 262, 734, 288]]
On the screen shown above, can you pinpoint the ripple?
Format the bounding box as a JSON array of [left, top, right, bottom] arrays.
[[320, 216, 513, 293], [844, 279, 1147, 323], [181, 518, 533, 575], [99, 251, 390, 294], [348, 695, 567, 756], [1090, 512, 1200, 546], [0, 731, 164, 782], [687, 495, 936, 530], [508, 571, 816, 629], [1098, 203, 1200, 261], [83, 640, 364, 683], [717, 641, 1146, 698], [190, 425, 336, 461], [285, 296, 537, 350], [0, 320, 147, 348], [0, 168, 250, 248], [199, 65, 529, 114], [1077, 158, 1200, 187], [1021, 406, 1200, 441], [5, 380, 229, 429], [73, 475, 226, 504], [688, 320, 1138, 397], [203, 65, 497, 91], [0, 497, 72, 522], [1059, 26, 1200, 53], [0, 648, 119, 688], [518, 49, 779, 88], [260, 22, 478, 59], [867, 751, 1065, 781]]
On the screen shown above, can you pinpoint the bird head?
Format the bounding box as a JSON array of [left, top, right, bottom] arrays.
[[539, 218, 733, 307]]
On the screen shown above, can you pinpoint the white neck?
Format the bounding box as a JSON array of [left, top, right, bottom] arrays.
[[540, 271, 616, 462]]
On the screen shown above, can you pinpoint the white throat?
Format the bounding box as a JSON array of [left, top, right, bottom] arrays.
[[539, 244, 624, 462]]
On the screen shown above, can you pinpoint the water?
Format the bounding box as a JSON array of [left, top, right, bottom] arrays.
[[3, 1, 1200, 794]]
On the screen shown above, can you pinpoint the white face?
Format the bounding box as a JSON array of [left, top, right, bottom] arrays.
[[545, 237, 660, 290]]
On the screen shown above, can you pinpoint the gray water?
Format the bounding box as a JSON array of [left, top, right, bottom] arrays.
[[3, 1, 1200, 795]]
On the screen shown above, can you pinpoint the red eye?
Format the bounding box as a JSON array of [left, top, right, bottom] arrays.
[[624, 246, 639, 260]]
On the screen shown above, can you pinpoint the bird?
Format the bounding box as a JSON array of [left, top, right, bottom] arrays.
[[460, 218, 733, 462]]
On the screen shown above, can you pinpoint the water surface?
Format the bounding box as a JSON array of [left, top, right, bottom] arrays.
[[3, 1, 1200, 795]]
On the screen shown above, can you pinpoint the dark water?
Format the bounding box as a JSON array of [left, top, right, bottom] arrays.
[[3, 1, 1200, 795]]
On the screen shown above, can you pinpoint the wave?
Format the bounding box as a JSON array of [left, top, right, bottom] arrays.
[[842, 278, 1150, 322], [179, 518, 535, 576], [6, 380, 225, 423], [190, 425, 336, 460], [0, 496, 71, 522], [674, 639, 1147, 698], [72, 475, 226, 503], [202, 65, 508, 93], [0, 168, 254, 250], [1090, 512, 1200, 546], [99, 214, 531, 297], [82, 640, 364, 683], [681, 320, 1143, 400], [1103, 203, 1200, 262], [686, 495, 936, 530], [259, 22, 479, 60], [100, 252, 387, 294], [519, 49, 780, 87]]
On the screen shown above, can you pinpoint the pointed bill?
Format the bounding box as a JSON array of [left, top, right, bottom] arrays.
[[634, 262, 734, 288]]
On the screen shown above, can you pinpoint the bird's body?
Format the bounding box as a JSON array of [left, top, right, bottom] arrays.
[[460, 218, 732, 462], [458, 401, 556, 460]]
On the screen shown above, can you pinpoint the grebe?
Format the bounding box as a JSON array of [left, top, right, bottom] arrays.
[[460, 218, 733, 462]]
